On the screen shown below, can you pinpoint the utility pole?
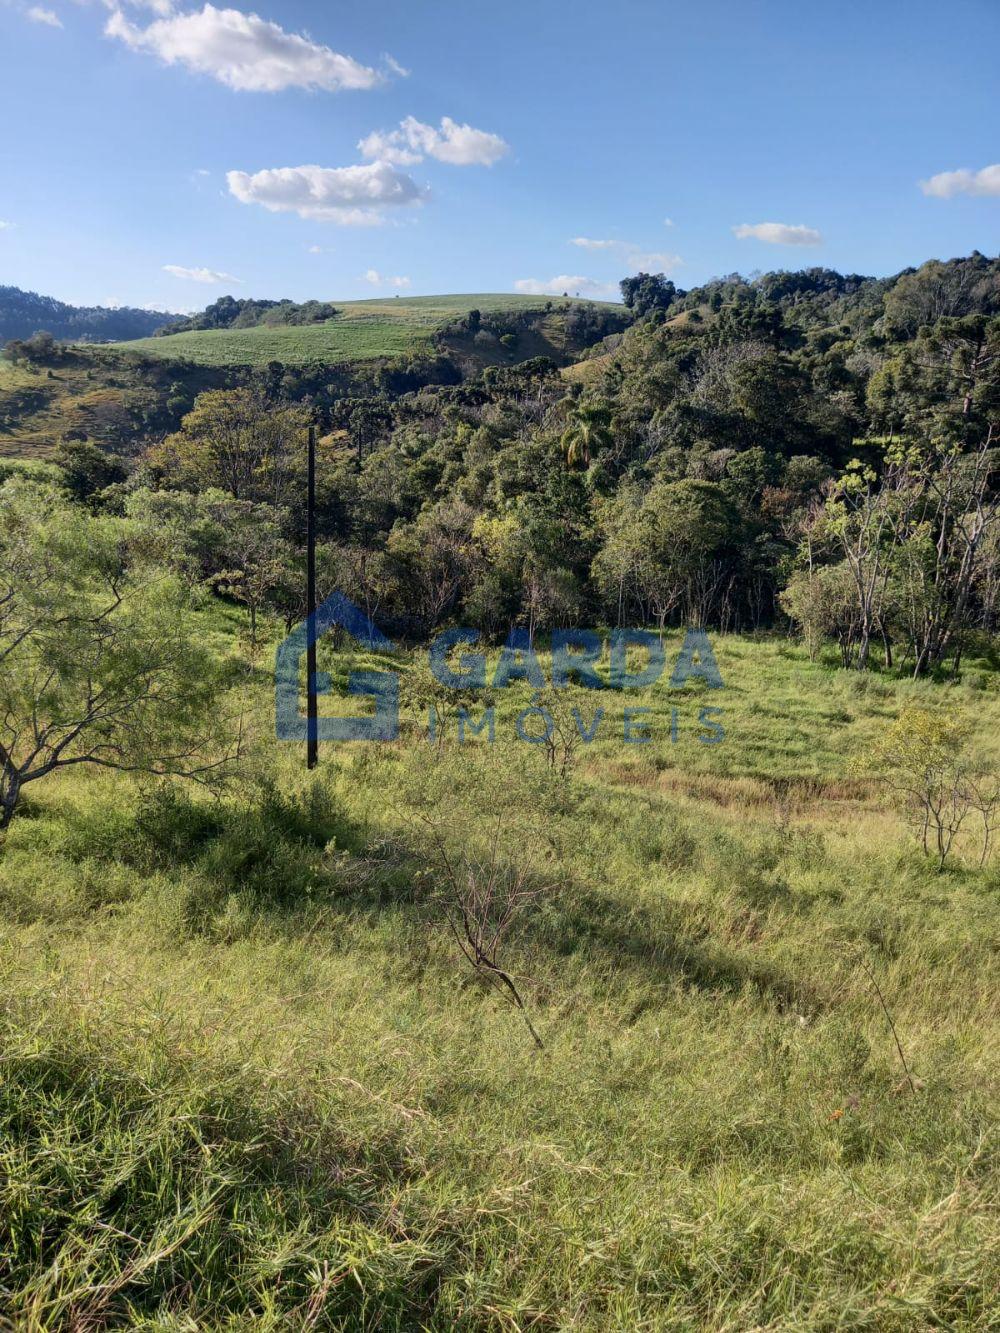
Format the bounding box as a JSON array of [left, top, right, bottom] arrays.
[[306, 422, 318, 770]]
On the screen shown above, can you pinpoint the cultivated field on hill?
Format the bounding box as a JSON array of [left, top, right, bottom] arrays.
[[112, 294, 622, 368]]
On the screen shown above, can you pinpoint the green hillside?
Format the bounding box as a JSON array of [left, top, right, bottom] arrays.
[[112, 294, 622, 368]]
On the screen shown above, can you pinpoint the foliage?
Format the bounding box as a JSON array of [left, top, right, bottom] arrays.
[[619, 271, 680, 316], [156, 294, 342, 336], [0, 479, 237, 826], [0, 283, 172, 345], [145, 386, 310, 508], [859, 705, 999, 867]]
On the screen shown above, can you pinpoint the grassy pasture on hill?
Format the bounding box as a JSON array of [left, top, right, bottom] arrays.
[[112, 294, 623, 368], [1, 614, 998, 1329], [0, 356, 129, 460]]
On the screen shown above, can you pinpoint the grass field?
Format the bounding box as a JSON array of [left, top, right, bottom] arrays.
[[2, 616, 998, 1328], [111, 294, 621, 368], [0, 357, 118, 460]]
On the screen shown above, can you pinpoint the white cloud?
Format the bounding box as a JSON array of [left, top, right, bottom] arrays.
[[514, 275, 617, 298], [105, 3, 382, 92], [381, 52, 409, 78], [0, 220, 14, 231], [628, 250, 681, 270], [733, 221, 822, 246], [27, 6, 63, 26], [358, 115, 508, 167], [569, 237, 681, 272], [663, 217, 674, 227], [363, 269, 410, 288], [107, 0, 177, 15], [307, 244, 324, 254], [919, 164, 1000, 198], [163, 264, 243, 283], [227, 160, 423, 225]]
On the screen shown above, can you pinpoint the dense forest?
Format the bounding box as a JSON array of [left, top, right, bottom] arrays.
[[0, 284, 173, 344], [4, 251, 1000, 678]]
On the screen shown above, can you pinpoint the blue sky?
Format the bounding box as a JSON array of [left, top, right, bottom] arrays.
[[1, 0, 998, 311]]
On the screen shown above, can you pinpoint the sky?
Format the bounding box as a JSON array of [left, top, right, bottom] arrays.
[[0, 0, 998, 312]]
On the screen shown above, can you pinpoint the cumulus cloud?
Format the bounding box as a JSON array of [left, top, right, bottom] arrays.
[[514, 275, 617, 298], [569, 237, 681, 272], [227, 161, 422, 225], [26, 6, 63, 26], [358, 116, 508, 167], [363, 269, 411, 288], [105, 3, 382, 92], [919, 164, 1000, 198], [163, 263, 243, 283], [732, 222, 822, 245]]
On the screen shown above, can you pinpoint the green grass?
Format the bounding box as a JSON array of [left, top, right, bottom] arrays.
[[110, 294, 621, 368], [0, 356, 142, 460], [1, 625, 998, 1327]]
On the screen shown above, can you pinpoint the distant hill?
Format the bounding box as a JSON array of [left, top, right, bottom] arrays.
[[0, 286, 173, 345], [113, 293, 628, 369], [155, 295, 342, 336]]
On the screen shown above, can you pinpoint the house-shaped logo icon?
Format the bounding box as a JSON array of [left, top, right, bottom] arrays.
[[275, 592, 399, 742]]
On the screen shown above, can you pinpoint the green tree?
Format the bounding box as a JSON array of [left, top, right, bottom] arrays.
[[54, 439, 128, 506], [147, 388, 309, 510], [560, 401, 612, 469], [0, 480, 236, 828], [638, 479, 739, 630], [619, 273, 679, 317]]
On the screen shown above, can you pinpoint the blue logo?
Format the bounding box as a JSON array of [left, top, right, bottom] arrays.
[[275, 592, 399, 742], [276, 594, 724, 746]]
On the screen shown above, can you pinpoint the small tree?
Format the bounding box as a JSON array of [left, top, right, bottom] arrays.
[[55, 439, 128, 506], [779, 563, 859, 662], [860, 707, 992, 868], [560, 400, 613, 469], [208, 501, 293, 651], [0, 480, 238, 828]]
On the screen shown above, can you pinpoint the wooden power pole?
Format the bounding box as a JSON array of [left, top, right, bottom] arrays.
[[306, 422, 318, 770]]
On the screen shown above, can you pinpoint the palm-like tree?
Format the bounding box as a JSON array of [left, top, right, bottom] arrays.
[[560, 401, 612, 469]]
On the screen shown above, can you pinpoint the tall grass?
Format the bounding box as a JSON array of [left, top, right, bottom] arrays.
[[1, 632, 997, 1327]]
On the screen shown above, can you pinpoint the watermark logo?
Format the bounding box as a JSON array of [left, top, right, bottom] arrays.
[[275, 592, 399, 742], [276, 594, 724, 745]]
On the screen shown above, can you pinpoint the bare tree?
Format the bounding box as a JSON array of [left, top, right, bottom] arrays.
[[419, 812, 553, 1049]]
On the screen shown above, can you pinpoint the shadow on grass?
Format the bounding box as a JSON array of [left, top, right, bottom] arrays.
[[0, 1006, 462, 1329], [40, 783, 829, 1018]]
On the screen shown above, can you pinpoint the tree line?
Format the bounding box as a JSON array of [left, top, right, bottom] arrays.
[[9, 253, 1000, 677]]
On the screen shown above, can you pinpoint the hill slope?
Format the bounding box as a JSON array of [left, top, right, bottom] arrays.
[[113, 294, 625, 368], [3, 627, 998, 1326], [0, 285, 173, 344]]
